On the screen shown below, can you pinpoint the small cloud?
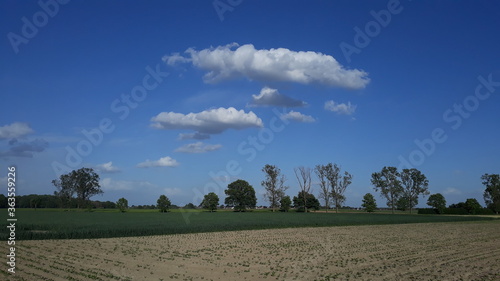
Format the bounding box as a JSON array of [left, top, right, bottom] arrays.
[[100, 178, 154, 191], [178, 132, 211, 140], [175, 142, 222, 153], [0, 138, 49, 158], [163, 187, 183, 196], [249, 87, 307, 107], [280, 111, 315, 123], [442, 187, 462, 195], [137, 156, 179, 168], [95, 162, 121, 173], [151, 107, 263, 135], [324, 101, 357, 115], [0, 122, 34, 139]]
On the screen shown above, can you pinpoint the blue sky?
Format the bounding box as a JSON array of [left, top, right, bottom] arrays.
[[1, 0, 499, 208]]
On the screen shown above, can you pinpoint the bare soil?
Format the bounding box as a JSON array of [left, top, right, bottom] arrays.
[[6, 221, 500, 281]]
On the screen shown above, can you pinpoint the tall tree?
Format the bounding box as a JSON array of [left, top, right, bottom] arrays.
[[427, 193, 446, 214], [280, 195, 292, 212], [315, 164, 331, 212], [157, 195, 171, 212], [294, 166, 312, 213], [400, 168, 429, 213], [52, 167, 102, 209], [464, 198, 482, 214], [224, 179, 257, 212], [332, 170, 353, 213], [362, 193, 377, 212], [481, 173, 500, 214], [371, 166, 403, 214], [261, 164, 288, 212], [201, 192, 219, 212]]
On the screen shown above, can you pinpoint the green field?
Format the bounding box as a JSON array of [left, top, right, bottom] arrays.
[[4, 208, 496, 240]]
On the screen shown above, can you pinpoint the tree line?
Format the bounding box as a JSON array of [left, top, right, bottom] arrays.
[[2, 166, 499, 215]]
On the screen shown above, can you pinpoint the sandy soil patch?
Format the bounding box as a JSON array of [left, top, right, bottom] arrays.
[[6, 221, 500, 281]]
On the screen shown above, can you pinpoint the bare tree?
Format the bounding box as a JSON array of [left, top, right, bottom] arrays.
[[294, 166, 312, 212], [261, 164, 288, 212], [315, 164, 331, 212], [332, 170, 353, 213], [326, 164, 341, 212]]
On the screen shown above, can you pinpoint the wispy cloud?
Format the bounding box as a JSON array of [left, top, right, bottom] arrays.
[[178, 132, 211, 140], [249, 87, 307, 107], [151, 107, 263, 135], [324, 100, 357, 115], [137, 156, 179, 168], [442, 187, 462, 195], [0, 122, 34, 139], [280, 111, 315, 123], [0, 138, 48, 158], [95, 161, 121, 173], [163, 43, 369, 89], [175, 142, 222, 153]]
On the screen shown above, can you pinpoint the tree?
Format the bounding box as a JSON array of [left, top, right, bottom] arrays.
[[294, 166, 312, 213], [116, 197, 128, 212], [396, 196, 418, 212], [464, 198, 482, 214], [280, 195, 292, 212], [371, 166, 403, 214], [184, 203, 197, 209], [52, 167, 102, 209], [224, 179, 257, 212], [481, 173, 500, 214], [30, 195, 41, 210], [201, 192, 219, 212], [261, 164, 288, 212], [157, 195, 171, 212], [427, 193, 446, 214], [315, 164, 332, 212], [400, 168, 429, 213], [362, 193, 377, 212], [293, 191, 320, 212], [332, 170, 353, 213]]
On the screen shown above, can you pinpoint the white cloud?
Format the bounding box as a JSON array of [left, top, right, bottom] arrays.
[[280, 111, 315, 123], [175, 142, 222, 153], [95, 162, 121, 173], [151, 107, 263, 135], [324, 100, 357, 115], [100, 178, 154, 191], [442, 187, 462, 195], [163, 43, 369, 89], [0, 138, 49, 158], [178, 132, 210, 140], [137, 156, 179, 168], [249, 87, 307, 107], [163, 187, 183, 196], [0, 122, 34, 139]]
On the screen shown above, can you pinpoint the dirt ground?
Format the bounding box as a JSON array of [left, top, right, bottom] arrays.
[[6, 221, 500, 281]]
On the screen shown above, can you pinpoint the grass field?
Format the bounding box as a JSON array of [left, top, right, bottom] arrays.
[[5, 208, 496, 240]]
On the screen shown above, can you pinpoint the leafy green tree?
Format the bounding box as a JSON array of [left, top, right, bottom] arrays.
[[396, 196, 418, 212], [331, 169, 353, 213], [371, 166, 403, 214], [280, 195, 292, 212], [294, 166, 313, 212], [427, 193, 446, 214], [261, 164, 288, 212], [157, 195, 171, 212], [224, 179, 257, 212], [201, 192, 219, 212], [362, 193, 377, 212], [482, 173, 500, 214], [293, 191, 320, 212], [116, 197, 128, 212], [30, 195, 41, 210], [464, 198, 482, 214], [184, 203, 197, 209], [0, 194, 7, 208], [400, 168, 429, 213], [52, 167, 103, 209]]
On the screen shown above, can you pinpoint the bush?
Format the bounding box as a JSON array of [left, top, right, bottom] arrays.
[[418, 208, 438, 215], [475, 208, 495, 215], [443, 208, 470, 215]]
